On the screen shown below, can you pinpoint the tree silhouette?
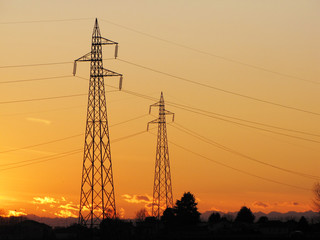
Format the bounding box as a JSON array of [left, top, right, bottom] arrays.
[[235, 206, 255, 224], [161, 207, 176, 225], [135, 208, 149, 222], [313, 182, 320, 212], [174, 192, 200, 225], [257, 216, 269, 224], [208, 212, 221, 224]]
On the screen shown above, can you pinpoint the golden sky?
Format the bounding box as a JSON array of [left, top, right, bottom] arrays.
[[0, 0, 319, 219]]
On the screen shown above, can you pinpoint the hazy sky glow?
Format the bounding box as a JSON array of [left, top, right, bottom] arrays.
[[0, 0, 319, 218]]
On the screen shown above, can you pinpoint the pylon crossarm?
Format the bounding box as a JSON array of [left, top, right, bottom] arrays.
[[75, 52, 92, 62], [147, 119, 160, 131], [102, 67, 122, 77], [149, 102, 161, 113], [73, 52, 92, 76], [100, 37, 118, 45], [164, 110, 175, 122]]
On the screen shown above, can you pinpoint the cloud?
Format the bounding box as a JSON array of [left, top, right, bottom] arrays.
[[210, 207, 221, 212], [252, 201, 270, 208], [59, 203, 78, 211], [30, 196, 80, 218], [7, 210, 27, 217], [122, 194, 152, 204], [26, 117, 51, 125], [54, 210, 77, 218], [33, 197, 57, 205], [136, 195, 151, 202]]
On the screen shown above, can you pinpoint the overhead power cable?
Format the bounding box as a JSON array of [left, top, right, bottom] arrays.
[[0, 91, 118, 105], [117, 58, 320, 116], [166, 101, 320, 138], [0, 93, 88, 104], [1, 17, 317, 84], [169, 105, 320, 144], [0, 75, 73, 84], [0, 129, 148, 172], [0, 105, 84, 117], [0, 18, 92, 25], [0, 134, 83, 154], [100, 18, 319, 85], [170, 122, 320, 180], [99, 83, 319, 143], [145, 131, 310, 191], [0, 58, 113, 69], [0, 149, 82, 169], [0, 61, 73, 69], [0, 113, 149, 155], [169, 139, 310, 191]]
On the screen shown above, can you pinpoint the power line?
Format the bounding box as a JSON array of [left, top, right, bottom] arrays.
[[112, 130, 147, 143], [170, 122, 320, 180], [0, 149, 82, 168], [0, 18, 92, 25], [0, 114, 149, 155], [117, 58, 320, 116], [166, 103, 320, 144], [5, 74, 319, 139], [0, 129, 149, 171], [148, 131, 310, 191], [0, 61, 73, 69], [0, 93, 88, 104], [171, 140, 311, 191], [99, 18, 319, 85], [0, 134, 83, 154], [1, 17, 315, 85], [0, 105, 84, 117], [110, 114, 149, 127], [0, 92, 116, 105], [166, 101, 320, 138], [101, 84, 320, 143], [0, 75, 72, 84], [0, 58, 113, 69], [78, 77, 320, 144]]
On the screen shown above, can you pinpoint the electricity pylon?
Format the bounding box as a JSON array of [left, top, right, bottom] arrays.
[[73, 18, 123, 228], [148, 92, 174, 219]]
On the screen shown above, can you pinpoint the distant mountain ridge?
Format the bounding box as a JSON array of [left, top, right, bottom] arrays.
[[26, 211, 319, 227], [26, 214, 77, 227], [201, 210, 319, 222]]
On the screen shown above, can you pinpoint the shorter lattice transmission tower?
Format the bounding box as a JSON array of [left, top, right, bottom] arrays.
[[148, 92, 175, 219], [73, 18, 122, 228]]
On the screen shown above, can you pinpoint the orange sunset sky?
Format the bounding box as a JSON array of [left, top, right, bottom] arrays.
[[0, 0, 319, 219]]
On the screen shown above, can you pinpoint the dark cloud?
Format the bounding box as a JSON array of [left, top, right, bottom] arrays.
[[136, 195, 151, 202], [252, 201, 269, 208]]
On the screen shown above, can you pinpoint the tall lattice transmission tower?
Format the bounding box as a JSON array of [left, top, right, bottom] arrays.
[[148, 92, 175, 219], [73, 18, 123, 227]]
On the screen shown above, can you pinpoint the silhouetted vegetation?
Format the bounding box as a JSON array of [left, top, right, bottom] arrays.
[[235, 206, 255, 224], [174, 191, 201, 225], [1, 193, 320, 239], [208, 212, 221, 224], [313, 182, 320, 212], [135, 208, 149, 222]]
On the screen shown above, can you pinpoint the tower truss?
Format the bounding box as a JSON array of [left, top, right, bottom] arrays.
[[73, 18, 122, 227], [148, 92, 174, 219]]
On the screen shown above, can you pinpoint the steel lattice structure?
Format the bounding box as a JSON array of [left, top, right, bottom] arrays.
[[148, 92, 175, 219], [73, 18, 122, 228]]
